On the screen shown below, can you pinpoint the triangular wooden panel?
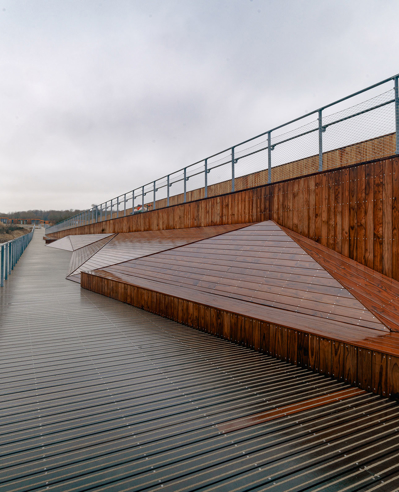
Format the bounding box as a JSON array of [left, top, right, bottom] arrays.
[[46, 236, 73, 252], [282, 225, 399, 333], [68, 235, 116, 276], [47, 234, 113, 252], [70, 224, 251, 280], [91, 221, 389, 338], [68, 234, 114, 251]]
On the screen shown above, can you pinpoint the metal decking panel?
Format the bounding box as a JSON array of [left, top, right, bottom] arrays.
[[1, 230, 399, 491]]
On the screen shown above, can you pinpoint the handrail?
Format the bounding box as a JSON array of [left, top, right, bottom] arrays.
[[47, 73, 399, 234], [0, 226, 35, 287]]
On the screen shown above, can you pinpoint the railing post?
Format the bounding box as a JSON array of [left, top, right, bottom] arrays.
[[124, 194, 126, 216], [4, 243, 8, 281], [205, 159, 208, 198], [132, 190, 135, 214], [167, 175, 170, 207], [100, 204, 102, 222], [395, 75, 399, 154], [231, 147, 235, 192], [184, 168, 187, 203], [110, 199, 113, 220], [117, 197, 119, 219], [268, 131, 272, 184], [318, 109, 323, 172], [142, 185, 145, 212], [153, 181, 156, 211], [1, 245, 3, 287]]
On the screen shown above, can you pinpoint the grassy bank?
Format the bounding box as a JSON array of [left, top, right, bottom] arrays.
[[0, 224, 30, 243]]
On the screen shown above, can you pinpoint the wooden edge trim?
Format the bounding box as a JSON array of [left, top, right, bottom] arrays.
[[217, 387, 366, 434]]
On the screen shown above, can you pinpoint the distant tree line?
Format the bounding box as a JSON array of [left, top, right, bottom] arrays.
[[0, 210, 84, 223]]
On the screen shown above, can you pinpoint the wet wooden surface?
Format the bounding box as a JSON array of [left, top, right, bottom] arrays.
[[283, 225, 399, 333], [65, 224, 249, 279], [91, 221, 388, 336]]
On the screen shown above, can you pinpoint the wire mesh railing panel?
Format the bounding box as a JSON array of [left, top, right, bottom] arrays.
[[271, 127, 319, 179], [322, 91, 396, 168], [205, 149, 232, 194], [169, 170, 184, 203], [154, 177, 168, 207], [46, 74, 399, 234], [182, 161, 205, 201], [142, 183, 153, 211], [235, 150, 268, 189]]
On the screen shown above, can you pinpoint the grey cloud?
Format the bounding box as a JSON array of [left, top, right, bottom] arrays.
[[0, 0, 398, 211]]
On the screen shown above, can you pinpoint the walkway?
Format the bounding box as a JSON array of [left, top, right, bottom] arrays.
[[1, 230, 399, 491]]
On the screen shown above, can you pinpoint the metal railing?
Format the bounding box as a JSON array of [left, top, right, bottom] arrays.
[[47, 73, 399, 234], [0, 227, 35, 287]]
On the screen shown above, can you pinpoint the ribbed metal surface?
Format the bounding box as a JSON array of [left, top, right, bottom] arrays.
[[1, 231, 399, 491]]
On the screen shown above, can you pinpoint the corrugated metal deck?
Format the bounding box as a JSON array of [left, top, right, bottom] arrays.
[[1, 230, 399, 491]]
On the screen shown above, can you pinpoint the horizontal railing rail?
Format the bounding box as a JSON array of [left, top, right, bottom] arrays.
[[47, 73, 399, 234], [0, 227, 35, 287]]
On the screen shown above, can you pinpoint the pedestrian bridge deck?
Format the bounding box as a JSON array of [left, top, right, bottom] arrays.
[[2, 230, 399, 491]]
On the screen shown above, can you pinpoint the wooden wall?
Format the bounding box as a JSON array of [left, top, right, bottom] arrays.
[[50, 154, 399, 281], [82, 273, 399, 399]]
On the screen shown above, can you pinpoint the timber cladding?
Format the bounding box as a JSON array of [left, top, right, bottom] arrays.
[[51, 154, 399, 281], [81, 272, 398, 399]]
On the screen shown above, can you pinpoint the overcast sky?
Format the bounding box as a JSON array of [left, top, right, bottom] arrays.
[[0, 0, 398, 212]]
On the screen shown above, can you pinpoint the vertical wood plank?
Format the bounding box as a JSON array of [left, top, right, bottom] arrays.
[[342, 168, 350, 257], [309, 176, 316, 241], [222, 311, 231, 340], [269, 324, 276, 358], [315, 174, 322, 242], [245, 317, 253, 347], [287, 328, 298, 364], [309, 335, 320, 372], [357, 348, 372, 391], [321, 174, 328, 247], [260, 321, 270, 354], [393, 159, 399, 281], [199, 304, 205, 331], [334, 171, 342, 253], [319, 338, 332, 376], [373, 161, 383, 273], [349, 166, 358, 261], [344, 344, 358, 386], [297, 332, 309, 369], [275, 325, 287, 361], [372, 351, 387, 397], [332, 341, 344, 381], [388, 355, 399, 398], [383, 159, 393, 277], [327, 173, 335, 250], [365, 163, 374, 269], [357, 164, 366, 265], [253, 320, 261, 351]]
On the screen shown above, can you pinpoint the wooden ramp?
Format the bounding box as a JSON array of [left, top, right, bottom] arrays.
[[82, 221, 399, 398]]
